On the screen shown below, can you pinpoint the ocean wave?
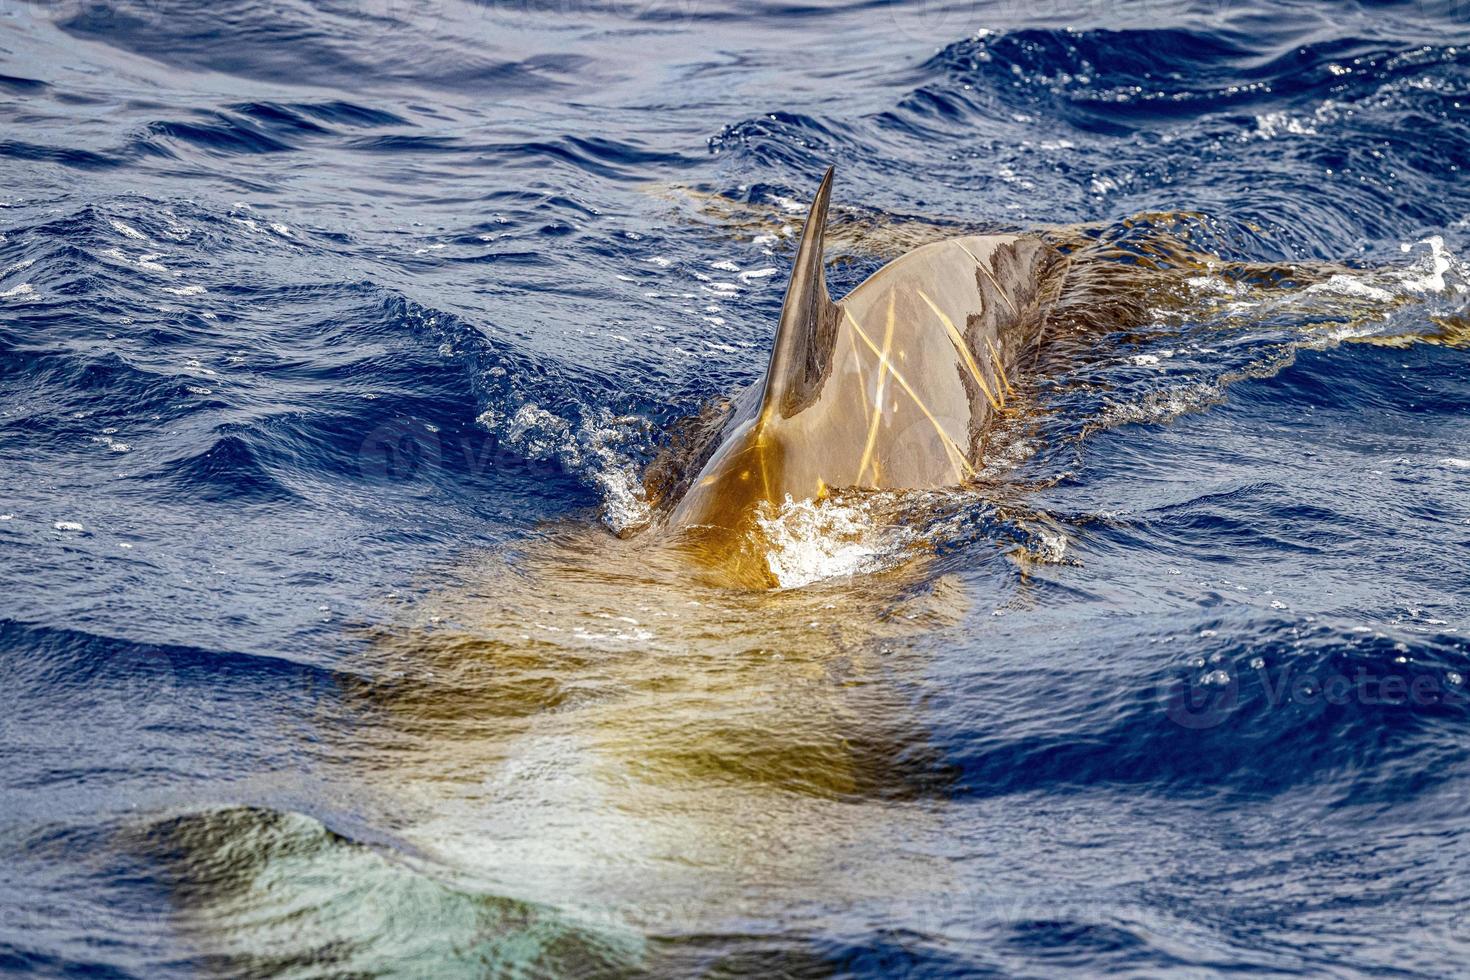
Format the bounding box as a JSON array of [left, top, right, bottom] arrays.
[[6, 3, 1470, 975], [943, 620, 1470, 802]]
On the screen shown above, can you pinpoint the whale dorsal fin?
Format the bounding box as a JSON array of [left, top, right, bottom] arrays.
[[759, 166, 843, 420]]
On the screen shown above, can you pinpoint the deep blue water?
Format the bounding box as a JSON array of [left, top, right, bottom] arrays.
[[4, 0, 1470, 975]]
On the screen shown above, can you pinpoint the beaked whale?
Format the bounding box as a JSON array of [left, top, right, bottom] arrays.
[[652, 166, 1069, 573], [641, 166, 1446, 587]]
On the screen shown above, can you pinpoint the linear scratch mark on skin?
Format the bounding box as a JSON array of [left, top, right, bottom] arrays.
[[758, 424, 772, 502], [955, 240, 1018, 316], [857, 290, 896, 484], [986, 336, 1014, 398], [847, 306, 873, 431], [845, 306, 972, 481], [916, 289, 1003, 412]]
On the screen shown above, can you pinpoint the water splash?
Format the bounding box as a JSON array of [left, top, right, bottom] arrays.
[[755, 493, 918, 589], [477, 402, 653, 534]]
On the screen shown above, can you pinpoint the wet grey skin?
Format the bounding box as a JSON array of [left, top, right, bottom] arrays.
[[663, 166, 1069, 540]]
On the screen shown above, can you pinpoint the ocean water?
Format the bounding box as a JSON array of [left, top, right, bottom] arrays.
[[3, 0, 1470, 975]]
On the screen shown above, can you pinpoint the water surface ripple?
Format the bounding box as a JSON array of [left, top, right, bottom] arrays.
[[2, 0, 1470, 975]]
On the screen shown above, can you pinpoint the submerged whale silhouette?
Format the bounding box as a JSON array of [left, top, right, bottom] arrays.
[[660, 166, 1068, 540]]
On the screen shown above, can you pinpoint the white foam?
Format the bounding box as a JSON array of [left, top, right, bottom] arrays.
[[160, 212, 191, 240], [568, 622, 655, 645], [1185, 275, 1239, 296], [738, 266, 778, 281], [1303, 274, 1396, 302], [756, 494, 911, 589], [1034, 532, 1068, 563], [0, 283, 34, 299], [1103, 383, 1221, 426], [109, 219, 147, 240], [479, 402, 651, 535], [103, 248, 170, 275], [1398, 235, 1459, 293], [1251, 110, 1319, 140]]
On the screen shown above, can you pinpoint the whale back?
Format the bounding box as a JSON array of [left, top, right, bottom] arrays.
[[666, 169, 1067, 539]]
